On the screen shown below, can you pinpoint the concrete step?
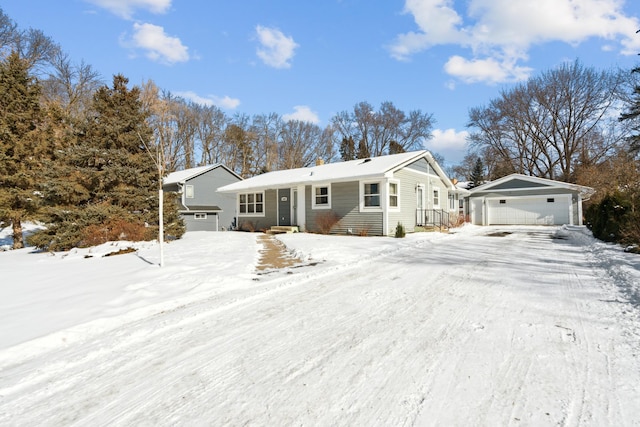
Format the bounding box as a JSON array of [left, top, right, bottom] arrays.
[[268, 226, 300, 234]]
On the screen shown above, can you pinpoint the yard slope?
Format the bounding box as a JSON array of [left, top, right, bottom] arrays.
[[0, 226, 639, 426]]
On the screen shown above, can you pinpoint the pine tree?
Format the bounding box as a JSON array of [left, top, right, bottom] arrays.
[[29, 74, 177, 250], [389, 140, 405, 155], [339, 136, 356, 161], [620, 66, 640, 155], [357, 138, 370, 159], [0, 52, 45, 249], [469, 157, 485, 188]]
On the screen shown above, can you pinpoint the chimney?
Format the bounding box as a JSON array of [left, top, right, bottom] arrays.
[[316, 158, 325, 166]]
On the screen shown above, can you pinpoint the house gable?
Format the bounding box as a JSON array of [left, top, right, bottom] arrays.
[[405, 157, 438, 175], [488, 178, 550, 191]]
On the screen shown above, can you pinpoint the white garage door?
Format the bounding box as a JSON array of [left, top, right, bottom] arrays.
[[487, 196, 570, 225]]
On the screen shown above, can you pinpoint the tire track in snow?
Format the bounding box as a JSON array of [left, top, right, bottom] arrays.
[[2, 227, 640, 426], [0, 236, 446, 425]]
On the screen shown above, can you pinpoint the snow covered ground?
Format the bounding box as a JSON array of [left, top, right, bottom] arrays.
[[0, 225, 639, 426]]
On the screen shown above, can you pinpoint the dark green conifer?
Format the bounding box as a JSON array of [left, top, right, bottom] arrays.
[[30, 74, 184, 250], [339, 136, 356, 161], [0, 52, 44, 249], [469, 158, 485, 189]]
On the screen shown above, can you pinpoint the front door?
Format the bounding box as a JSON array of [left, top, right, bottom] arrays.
[[278, 188, 291, 226]]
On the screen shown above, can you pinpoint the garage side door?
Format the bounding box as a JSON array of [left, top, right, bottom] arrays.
[[487, 197, 570, 225]]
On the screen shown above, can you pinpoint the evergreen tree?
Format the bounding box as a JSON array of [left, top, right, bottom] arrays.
[[0, 52, 45, 249], [469, 157, 485, 188], [620, 66, 640, 155], [339, 136, 356, 161], [388, 140, 405, 155], [29, 74, 181, 250], [357, 138, 370, 159]]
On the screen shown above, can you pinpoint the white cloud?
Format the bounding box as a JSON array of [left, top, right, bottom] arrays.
[[282, 106, 320, 124], [389, 0, 466, 61], [255, 25, 299, 69], [425, 128, 469, 163], [128, 22, 189, 64], [85, 0, 171, 19], [428, 128, 469, 151], [444, 55, 532, 84], [389, 0, 640, 83], [175, 91, 241, 110]]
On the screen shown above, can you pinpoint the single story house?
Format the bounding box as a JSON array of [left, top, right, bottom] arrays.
[[467, 174, 595, 226], [163, 164, 242, 232], [217, 150, 465, 236]]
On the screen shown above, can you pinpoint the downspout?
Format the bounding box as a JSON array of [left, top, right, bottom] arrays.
[[178, 182, 186, 210]]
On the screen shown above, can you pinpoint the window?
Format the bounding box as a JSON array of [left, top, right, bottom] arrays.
[[239, 192, 264, 216], [364, 182, 381, 207], [433, 188, 440, 208], [389, 182, 399, 208], [547, 198, 555, 203], [194, 213, 207, 220], [499, 199, 506, 204], [312, 185, 331, 209], [185, 184, 194, 199]]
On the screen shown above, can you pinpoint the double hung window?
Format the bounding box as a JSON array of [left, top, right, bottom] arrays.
[[312, 185, 331, 209], [364, 182, 381, 208], [239, 192, 264, 215], [388, 182, 398, 208]]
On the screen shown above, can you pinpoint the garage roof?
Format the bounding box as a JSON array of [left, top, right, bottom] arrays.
[[470, 174, 595, 200]]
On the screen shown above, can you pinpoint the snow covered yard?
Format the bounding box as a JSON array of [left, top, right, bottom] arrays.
[[0, 225, 639, 426]]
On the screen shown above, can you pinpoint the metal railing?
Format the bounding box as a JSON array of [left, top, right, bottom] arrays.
[[416, 209, 451, 231]]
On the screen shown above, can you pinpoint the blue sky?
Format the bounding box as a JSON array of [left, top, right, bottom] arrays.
[[3, 0, 640, 166]]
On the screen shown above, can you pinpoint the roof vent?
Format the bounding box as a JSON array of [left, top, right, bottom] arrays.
[[361, 158, 372, 164]]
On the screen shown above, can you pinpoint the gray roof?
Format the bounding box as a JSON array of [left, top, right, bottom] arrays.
[[218, 150, 454, 193], [179, 205, 222, 213], [164, 164, 242, 186]]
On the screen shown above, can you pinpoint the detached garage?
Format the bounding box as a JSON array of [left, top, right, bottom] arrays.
[[468, 174, 594, 226]]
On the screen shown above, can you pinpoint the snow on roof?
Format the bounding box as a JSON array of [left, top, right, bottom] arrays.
[[217, 150, 433, 193], [164, 164, 222, 186]]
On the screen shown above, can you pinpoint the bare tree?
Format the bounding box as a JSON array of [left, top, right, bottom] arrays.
[[0, 8, 60, 73], [277, 120, 335, 169], [468, 60, 630, 182], [332, 101, 434, 157], [41, 52, 103, 120], [0, 8, 18, 51], [193, 103, 228, 166], [140, 82, 185, 172], [223, 114, 255, 177], [173, 100, 198, 169], [251, 113, 282, 173]]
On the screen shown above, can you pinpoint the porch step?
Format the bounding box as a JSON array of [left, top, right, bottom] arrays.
[[267, 226, 299, 234]]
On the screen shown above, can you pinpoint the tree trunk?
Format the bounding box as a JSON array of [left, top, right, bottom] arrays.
[[12, 218, 24, 250]]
